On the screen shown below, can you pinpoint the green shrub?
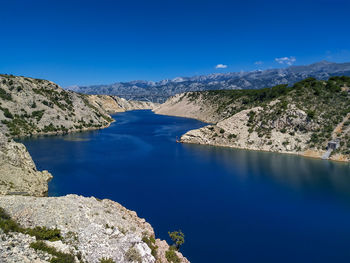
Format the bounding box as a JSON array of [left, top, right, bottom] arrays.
[[0, 207, 21, 233], [228, 133, 237, 139], [168, 230, 185, 251], [165, 246, 180, 263], [307, 110, 315, 119], [30, 241, 75, 263], [247, 111, 255, 125], [99, 258, 116, 263], [32, 110, 45, 121], [25, 226, 62, 241], [125, 247, 142, 263], [43, 123, 57, 132], [1, 108, 13, 119], [142, 236, 158, 258], [0, 88, 12, 100]]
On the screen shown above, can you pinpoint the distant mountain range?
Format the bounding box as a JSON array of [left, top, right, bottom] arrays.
[[67, 61, 350, 102]]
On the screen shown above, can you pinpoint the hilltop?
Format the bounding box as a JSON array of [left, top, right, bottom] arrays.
[[68, 61, 350, 102], [155, 76, 350, 162]]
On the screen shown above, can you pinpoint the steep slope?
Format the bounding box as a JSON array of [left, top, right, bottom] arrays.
[[0, 74, 156, 138], [154, 93, 222, 123], [156, 77, 350, 162], [69, 61, 350, 102], [87, 95, 156, 113]]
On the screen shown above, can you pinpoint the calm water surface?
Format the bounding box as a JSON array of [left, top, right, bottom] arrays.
[[22, 110, 350, 263]]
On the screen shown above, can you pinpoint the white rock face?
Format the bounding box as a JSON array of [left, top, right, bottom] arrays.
[[0, 195, 189, 263], [154, 93, 221, 123]]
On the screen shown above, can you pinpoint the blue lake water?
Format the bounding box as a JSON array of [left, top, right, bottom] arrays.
[[21, 110, 350, 263]]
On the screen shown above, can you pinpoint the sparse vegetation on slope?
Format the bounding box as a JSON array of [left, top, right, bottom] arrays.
[[0, 74, 114, 137], [163, 76, 350, 161], [0, 207, 62, 241]]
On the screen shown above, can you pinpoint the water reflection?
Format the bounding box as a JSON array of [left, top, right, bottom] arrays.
[[184, 143, 350, 198]]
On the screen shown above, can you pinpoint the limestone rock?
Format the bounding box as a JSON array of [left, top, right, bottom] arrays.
[[0, 195, 189, 263], [0, 132, 52, 196]]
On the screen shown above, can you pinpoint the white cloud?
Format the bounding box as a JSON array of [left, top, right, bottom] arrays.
[[215, 64, 228, 69], [254, 61, 263, 65], [275, 56, 296, 65]]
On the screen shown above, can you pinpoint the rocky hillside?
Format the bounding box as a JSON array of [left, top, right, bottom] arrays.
[[69, 61, 350, 102], [0, 195, 189, 263], [0, 74, 156, 138], [155, 76, 350, 162]]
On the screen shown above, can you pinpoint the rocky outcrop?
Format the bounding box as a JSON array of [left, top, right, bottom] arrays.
[[0, 133, 52, 196], [0, 195, 188, 263]]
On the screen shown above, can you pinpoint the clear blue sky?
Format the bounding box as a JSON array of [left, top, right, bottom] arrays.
[[1, 0, 349, 87]]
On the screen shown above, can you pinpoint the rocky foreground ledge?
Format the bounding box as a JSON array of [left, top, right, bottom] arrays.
[[0, 195, 189, 263]]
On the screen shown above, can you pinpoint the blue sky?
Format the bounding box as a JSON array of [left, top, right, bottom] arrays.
[[0, 0, 349, 87]]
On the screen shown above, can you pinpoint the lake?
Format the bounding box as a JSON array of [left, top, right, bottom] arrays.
[[21, 110, 350, 263]]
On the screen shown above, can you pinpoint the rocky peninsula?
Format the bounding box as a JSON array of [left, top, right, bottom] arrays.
[[155, 77, 350, 162]]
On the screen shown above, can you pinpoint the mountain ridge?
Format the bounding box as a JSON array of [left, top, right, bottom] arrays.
[[68, 61, 350, 102]]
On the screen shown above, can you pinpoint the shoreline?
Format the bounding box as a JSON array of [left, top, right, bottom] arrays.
[[180, 138, 350, 164], [153, 110, 350, 164]]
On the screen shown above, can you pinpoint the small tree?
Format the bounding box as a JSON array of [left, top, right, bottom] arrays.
[[168, 230, 185, 251]]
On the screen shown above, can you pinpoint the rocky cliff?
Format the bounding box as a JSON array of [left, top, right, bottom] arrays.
[[155, 77, 350, 162], [0, 132, 52, 196]]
